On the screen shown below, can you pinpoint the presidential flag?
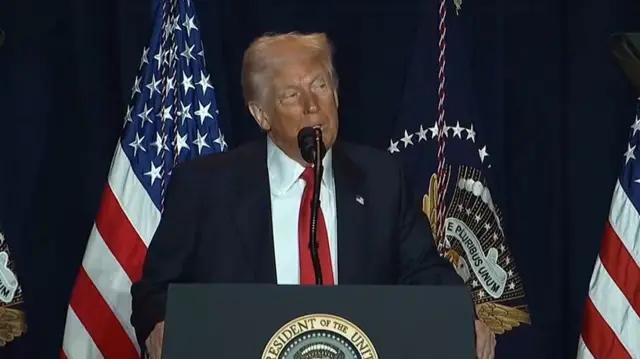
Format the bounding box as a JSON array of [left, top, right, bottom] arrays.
[[576, 99, 640, 359], [388, 0, 534, 357], [59, 0, 227, 357], [0, 220, 27, 355]]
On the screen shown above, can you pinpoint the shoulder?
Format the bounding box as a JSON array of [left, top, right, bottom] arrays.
[[335, 141, 403, 176], [334, 141, 413, 212], [170, 140, 265, 184], [174, 140, 263, 173]]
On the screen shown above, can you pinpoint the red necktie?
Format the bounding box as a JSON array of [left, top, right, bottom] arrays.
[[298, 167, 334, 285]]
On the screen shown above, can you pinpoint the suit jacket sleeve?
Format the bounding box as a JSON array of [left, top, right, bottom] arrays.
[[395, 164, 465, 286], [130, 163, 201, 347]]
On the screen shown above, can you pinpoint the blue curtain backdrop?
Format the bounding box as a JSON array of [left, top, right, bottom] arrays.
[[0, 0, 639, 358]]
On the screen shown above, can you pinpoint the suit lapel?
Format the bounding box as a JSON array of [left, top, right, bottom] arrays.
[[233, 140, 277, 284], [230, 139, 368, 285], [332, 142, 369, 284]]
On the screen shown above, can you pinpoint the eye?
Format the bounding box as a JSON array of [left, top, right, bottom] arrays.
[[314, 81, 328, 90], [279, 90, 299, 104], [282, 91, 298, 99]]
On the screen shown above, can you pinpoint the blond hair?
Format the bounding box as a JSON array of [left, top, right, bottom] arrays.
[[241, 32, 338, 105]]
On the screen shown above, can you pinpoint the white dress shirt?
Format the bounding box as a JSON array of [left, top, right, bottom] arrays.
[[267, 137, 338, 285]]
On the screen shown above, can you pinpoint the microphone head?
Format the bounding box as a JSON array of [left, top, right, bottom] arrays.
[[297, 126, 325, 164]]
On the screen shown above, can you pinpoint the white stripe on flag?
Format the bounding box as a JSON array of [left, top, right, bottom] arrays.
[[108, 143, 161, 246], [577, 336, 596, 359], [83, 224, 138, 346], [609, 181, 640, 268], [62, 308, 104, 359], [588, 255, 640, 357]]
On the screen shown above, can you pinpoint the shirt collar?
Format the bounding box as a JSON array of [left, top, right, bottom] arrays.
[[266, 136, 334, 196]]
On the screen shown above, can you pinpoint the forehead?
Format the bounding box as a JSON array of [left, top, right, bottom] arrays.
[[266, 43, 328, 86], [272, 59, 326, 86]]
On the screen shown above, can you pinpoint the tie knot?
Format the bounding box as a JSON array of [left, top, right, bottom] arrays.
[[300, 167, 315, 184]]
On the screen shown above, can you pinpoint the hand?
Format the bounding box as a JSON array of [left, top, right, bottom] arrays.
[[474, 319, 496, 359], [145, 321, 165, 359]]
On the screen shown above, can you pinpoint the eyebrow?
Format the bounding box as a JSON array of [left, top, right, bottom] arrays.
[[279, 73, 326, 90], [311, 73, 327, 82]]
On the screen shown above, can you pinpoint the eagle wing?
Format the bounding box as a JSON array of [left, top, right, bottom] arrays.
[[422, 174, 439, 236], [475, 302, 530, 335], [0, 306, 27, 346]]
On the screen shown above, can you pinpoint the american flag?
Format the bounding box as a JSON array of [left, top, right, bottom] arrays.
[[59, 0, 226, 357], [577, 99, 640, 359]]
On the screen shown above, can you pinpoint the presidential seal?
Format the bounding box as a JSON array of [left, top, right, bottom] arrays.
[[261, 314, 378, 359]]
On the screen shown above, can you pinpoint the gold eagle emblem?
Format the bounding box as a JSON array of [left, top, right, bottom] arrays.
[[0, 306, 27, 346], [422, 174, 440, 238], [475, 302, 530, 335]]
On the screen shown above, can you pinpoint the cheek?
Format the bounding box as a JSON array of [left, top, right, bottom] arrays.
[[325, 107, 339, 128], [273, 111, 303, 135], [320, 98, 338, 120]]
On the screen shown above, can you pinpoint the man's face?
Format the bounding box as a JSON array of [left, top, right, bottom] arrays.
[[250, 51, 339, 165]]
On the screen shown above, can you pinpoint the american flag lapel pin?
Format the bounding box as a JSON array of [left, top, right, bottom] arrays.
[[355, 195, 364, 205]]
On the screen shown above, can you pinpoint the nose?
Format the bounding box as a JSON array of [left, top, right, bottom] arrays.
[[303, 93, 319, 114]]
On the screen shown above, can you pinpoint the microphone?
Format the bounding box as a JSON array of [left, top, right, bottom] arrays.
[[297, 126, 325, 285]]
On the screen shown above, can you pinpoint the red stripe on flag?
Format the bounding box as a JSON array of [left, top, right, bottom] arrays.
[[581, 296, 632, 359], [69, 267, 140, 359], [60, 350, 68, 359], [600, 221, 640, 316], [95, 183, 148, 281]]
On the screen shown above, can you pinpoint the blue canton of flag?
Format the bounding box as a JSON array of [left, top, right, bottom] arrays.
[[389, 1, 536, 357], [620, 100, 640, 189], [123, 0, 227, 210]]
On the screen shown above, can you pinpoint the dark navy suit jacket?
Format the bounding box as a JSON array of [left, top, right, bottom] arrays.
[[130, 138, 464, 346]]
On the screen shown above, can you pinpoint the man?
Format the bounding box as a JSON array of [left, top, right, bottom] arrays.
[[131, 32, 496, 359]]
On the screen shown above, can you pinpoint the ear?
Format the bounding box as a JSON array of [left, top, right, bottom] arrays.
[[248, 101, 271, 131]]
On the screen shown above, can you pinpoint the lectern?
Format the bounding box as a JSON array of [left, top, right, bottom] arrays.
[[162, 284, 476, 358]]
